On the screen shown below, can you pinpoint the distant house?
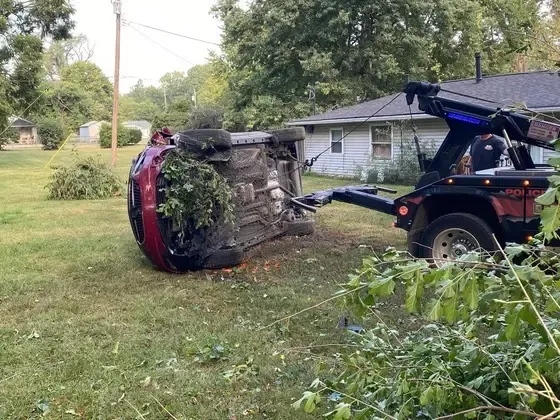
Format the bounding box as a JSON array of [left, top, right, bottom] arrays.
[[79, 121, 104, 143], [12, 118, 38, 145], [123, 121, 152, 140], [288, 70, 560, 177]]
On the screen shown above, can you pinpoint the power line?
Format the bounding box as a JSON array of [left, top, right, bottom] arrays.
[[123, 20, 221, 47], [124, 23, 194, 66]]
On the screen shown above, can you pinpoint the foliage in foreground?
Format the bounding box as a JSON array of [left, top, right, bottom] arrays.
[[296, 244, 560, 419], [157, 148, 234, 254], [47, 155, 122, 200]]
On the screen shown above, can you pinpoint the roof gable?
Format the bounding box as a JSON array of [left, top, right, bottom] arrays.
[[12, 118, 35, 128], [290, 71, 560, 125]]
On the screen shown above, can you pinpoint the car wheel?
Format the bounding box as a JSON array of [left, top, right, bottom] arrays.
[[419, 213, 497, 266], [202, 247, 245, 269], [175, 129, 232, 161], [284, 219, 315, 237], [267, 127, 306, 143]]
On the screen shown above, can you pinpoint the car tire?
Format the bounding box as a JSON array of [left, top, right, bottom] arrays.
[[175, 129, 232, 161], [202, 247, 245, 269], [419, 213, 497, 264], [267, 127, 306, 143], [284, 219, 315, 237]]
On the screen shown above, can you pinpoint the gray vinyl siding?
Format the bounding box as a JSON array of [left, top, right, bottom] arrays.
[[303, 119, 450, 177], [302, 116, 560, 176]]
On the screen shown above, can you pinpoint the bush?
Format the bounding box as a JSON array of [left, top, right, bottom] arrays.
[[0, 126, 19, 150], [37, 118, 67, 150], [99, 123, 132, 148], [364, 136, 437, 185], [127, 128, 143, 144], [47, 155, 122, 200], [187, 106, 224, 129]]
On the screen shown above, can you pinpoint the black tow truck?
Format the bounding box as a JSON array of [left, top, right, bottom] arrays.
[[300, 81, 560, 262]]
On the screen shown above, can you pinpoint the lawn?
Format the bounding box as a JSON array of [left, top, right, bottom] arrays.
[[0, 145, 410, 419]]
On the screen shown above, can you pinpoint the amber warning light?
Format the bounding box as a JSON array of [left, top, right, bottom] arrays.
[[398, 206, 409, 216]]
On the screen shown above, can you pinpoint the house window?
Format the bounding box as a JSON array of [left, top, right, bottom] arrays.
[[371, 125, 392, 160], [330, 128, 343, 154]]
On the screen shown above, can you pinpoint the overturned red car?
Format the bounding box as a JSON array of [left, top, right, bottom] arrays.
[[128, 128, 315, 273]]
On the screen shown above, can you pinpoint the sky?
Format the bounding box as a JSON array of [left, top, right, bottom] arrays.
[[71, 0, 223, 92]]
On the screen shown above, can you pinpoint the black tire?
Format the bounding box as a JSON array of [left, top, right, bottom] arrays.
[[284, 219, 315, 237], [267, 127, 306, 143], [419, 213, 497, 261], [175, 129, 232, 161], [202, 247, 245, 269]]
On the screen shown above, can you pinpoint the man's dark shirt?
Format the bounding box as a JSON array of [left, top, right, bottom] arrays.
[[470, 135, 507, 172]]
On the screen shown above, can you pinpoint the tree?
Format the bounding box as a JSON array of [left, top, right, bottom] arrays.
[[119, 96, 159, 123], [0, 0, 74, 147], [36, 61, 113, 131], [43, 34, 95, 80], [213, 0, 543, 129]]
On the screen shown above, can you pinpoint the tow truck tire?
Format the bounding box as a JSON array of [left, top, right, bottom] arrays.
[[419, 213, 497, 263], [267, 127, 306, 143]]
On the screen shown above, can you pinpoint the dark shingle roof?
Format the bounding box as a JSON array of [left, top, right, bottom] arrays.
[[289, 71, 560, 124], [11, 118, 35, 128]]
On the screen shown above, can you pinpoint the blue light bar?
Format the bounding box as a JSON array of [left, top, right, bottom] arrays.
[[447, 112, 487, 126]]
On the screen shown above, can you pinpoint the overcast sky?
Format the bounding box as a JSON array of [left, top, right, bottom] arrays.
[[71, 0, 223, 92]]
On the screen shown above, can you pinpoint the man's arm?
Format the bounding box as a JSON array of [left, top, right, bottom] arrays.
[[496, 138, 509, 157]]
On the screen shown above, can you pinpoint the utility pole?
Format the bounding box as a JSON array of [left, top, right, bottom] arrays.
[[111, 0, 122, 167], [192, 89, 197, 108], [163, 84, 168, 110]]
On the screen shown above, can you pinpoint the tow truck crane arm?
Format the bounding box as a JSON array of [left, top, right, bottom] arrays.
[[299, 81, 560, 213]]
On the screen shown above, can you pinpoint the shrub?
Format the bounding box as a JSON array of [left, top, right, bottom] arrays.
[[37, 118, 67, 150], [127, 128, 143, 144], [187, 106, 224, 129], [0, 126, 19, 150], [99, 123, 130, 148], [364, 136, 437, 185], [47, 155, 122, 200]]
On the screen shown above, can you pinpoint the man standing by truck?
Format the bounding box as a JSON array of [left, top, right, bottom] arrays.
[[469, 133, 509, 172]]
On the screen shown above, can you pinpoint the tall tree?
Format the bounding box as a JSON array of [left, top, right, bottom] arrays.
[[213, 0, 543, 129], [0, 0, 74, 144], [35, 61, 113, 131], [43, 34, 95, 80]]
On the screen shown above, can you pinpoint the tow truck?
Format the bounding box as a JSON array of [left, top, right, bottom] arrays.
[[300, 81, 560, 263]]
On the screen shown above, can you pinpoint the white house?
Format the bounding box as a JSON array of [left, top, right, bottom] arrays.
[[123, 121, 152, 140], [79, 121, 105, 143], [288, 70, 560, 177]]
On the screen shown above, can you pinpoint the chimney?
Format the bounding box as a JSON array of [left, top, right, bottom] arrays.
[[475, 52, 482, 83]]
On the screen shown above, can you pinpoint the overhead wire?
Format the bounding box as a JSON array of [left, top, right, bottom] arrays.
[[123, 22, 194, 66], [123, 20, 221, 47]]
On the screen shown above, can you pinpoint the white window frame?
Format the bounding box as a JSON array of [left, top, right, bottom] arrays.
[[330, 128, 344, 155], [369, 123, 393, 160]]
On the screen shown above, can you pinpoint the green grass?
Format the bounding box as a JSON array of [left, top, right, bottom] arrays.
[[0, 145, 411, 419]]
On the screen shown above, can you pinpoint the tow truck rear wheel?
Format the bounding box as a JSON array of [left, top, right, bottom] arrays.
[[419, 213, 497, 266]]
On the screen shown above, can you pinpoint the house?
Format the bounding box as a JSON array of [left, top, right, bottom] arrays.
[[123, 121, 152, 140], [79, 121, 104, 143], [288, 70, 560, 177], [12, 118, 38, 145]]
